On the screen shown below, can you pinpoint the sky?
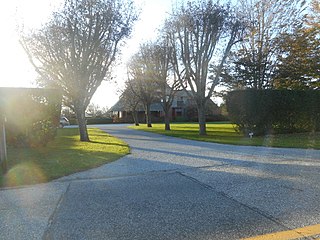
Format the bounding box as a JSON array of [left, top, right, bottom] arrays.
[[0, 0, 174, 109]]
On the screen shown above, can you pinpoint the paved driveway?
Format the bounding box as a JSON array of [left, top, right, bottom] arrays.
[[1, 124, 320, 239]]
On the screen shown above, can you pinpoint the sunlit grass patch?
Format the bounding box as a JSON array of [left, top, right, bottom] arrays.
[[0, 128, 129, 188], [130, 123, 320, 149]]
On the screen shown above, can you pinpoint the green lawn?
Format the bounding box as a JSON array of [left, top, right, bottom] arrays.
[[0, 128, 129, 188], [130, 122, 320, 149]]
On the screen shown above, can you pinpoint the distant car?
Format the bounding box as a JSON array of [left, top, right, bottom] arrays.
[[59, 117, 70, 128]]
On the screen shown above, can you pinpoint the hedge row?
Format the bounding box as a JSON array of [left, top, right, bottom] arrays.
[[226, 90, 320, 135], [86, 117, 113, 125], [67, 117, 113, 125]]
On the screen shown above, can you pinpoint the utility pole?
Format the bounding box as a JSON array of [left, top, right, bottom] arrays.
[[0, 114, 7, 173]]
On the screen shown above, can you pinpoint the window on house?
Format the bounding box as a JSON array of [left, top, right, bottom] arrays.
[[177, 101, 184, 107]]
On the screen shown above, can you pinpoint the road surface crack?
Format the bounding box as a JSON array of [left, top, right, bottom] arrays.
[[176, 171, 302, 237], [42, 182, 71, 240]]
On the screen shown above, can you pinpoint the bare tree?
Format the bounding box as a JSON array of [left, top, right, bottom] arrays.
[[20, 0, 137, 141], [120, 84, 141, 126], [127, 49, 159, 127], [86, 103, 109, 118], [166, 0, 243, 135], [142, 40, 180, 131]]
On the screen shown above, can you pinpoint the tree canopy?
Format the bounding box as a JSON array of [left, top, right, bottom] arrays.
[[272, 0, 320, 90], [225, 0, 306, 90], [126, 45, 160, 127], [21, 0, 138, 141], [274, 27, 320, 90], [166, 0, 243, 135]]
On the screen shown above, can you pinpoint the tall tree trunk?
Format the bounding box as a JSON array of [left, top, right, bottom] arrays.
[[197, 103, 206, 136], [164, 110, 171, 131], [145, 104, 152, 127], [75, 104, 90, 142], [132, 110, 139, 126]]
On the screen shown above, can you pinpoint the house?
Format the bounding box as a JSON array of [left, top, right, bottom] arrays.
[[110, 90, 221, 123]]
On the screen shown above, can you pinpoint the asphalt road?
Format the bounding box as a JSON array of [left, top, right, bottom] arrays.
[[1, 124, 320, 239]]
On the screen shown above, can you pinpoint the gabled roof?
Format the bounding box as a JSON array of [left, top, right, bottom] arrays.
[[109, 100, 126, 112], [109, 89, 193, 112], [110, 99, 164, 112]]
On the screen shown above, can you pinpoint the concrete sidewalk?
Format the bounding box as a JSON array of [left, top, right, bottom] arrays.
[[1, 124, 320, 239]]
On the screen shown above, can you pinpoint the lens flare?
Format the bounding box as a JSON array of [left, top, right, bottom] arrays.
[[4, 162, 47, 187]]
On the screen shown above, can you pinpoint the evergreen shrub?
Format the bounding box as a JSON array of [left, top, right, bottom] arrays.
[[226, 89, 320, 135]]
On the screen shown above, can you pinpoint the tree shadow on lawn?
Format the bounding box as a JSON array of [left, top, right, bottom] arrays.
[[89, 140, 128, 147], [1, 128, 129, 188], [172, 126, 236, 131]]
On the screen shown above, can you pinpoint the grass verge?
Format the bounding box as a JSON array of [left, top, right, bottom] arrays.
[[0, 128, 129, 188], [130, 122, 320, 149]]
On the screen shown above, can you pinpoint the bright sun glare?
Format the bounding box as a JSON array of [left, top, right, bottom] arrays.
[[0, 0, 173, 108], [0, 0, 62, 87]]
